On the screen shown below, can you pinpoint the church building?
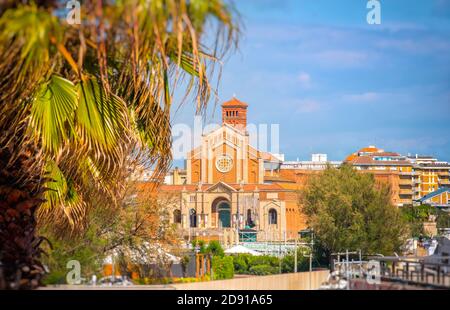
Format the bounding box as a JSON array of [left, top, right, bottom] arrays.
[[157, 98, 307, 244]]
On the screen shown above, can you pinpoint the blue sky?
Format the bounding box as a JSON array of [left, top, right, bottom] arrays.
[[172, 0, 450, 165]]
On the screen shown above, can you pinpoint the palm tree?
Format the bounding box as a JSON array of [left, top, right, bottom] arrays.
[[0, 0, 239, 289]]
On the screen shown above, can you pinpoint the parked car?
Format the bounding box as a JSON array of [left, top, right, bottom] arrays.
[[98, 276, 133, 286]]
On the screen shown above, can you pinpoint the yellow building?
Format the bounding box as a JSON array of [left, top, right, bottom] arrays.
[[346, 146, 450, 207], [417, 188, 450, 207]]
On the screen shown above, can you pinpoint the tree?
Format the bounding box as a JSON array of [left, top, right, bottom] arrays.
[[206, 240, 225, 257], [0, 0, 239, 289], [401, 204, 435, 238], [40, 182, 179, 284], [436, 209, 450, 230], [300, 164, 408, 260]]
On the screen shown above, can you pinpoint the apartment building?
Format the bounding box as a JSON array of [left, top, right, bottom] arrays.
[[346, 146, 450, 207]]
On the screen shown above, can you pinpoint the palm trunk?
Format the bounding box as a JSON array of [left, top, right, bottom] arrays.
[[0, 145, 46, 289]]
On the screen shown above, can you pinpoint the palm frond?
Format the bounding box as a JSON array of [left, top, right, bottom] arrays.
[[76, 76, 128, 153], [38, 160, 86, 228], [29, 75, 77, 155], [0, 4, 61, 106], [1, 0, 240, 236]]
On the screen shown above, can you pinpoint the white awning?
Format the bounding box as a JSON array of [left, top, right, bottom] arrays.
[[224, 245, 262, 256]]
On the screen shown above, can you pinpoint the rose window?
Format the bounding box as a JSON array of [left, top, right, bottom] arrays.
[[216, 155, 233, 173]]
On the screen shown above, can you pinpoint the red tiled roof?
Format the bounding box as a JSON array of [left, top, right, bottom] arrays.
[[158, 184, 198, 191], [221, 97, 248, 108], [350, 156, 412, 166], [371, 152, 401, 157], [358, 146, 384, 153], [156, 182, 288, 192], [264, 175, 295, 183], [345, 145, 385, 161], [260, 151, 280, 162]]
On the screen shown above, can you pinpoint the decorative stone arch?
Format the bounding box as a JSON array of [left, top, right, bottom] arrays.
[[211, 197, 231, 228], [259, 199, 287, 241]]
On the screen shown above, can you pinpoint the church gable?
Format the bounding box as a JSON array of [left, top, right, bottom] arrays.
[[205, 182, 237, 193]]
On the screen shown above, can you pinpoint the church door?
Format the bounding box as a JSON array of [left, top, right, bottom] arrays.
[[218, 202, 231, 228]]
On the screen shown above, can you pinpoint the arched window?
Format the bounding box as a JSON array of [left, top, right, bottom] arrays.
[[246, 209, 254, 227], [268, 208, 277, 225], [189, 209, 197, 227], [173, 209, 181, 224]]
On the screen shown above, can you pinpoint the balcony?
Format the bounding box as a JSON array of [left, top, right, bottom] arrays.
[[399, 189, 413, 195], [440, 179, 450, 185], [437, 171, 450, 176], [399, 171, 413, 176], [399, 198, 413, 205], [399, 178, 412, 185]]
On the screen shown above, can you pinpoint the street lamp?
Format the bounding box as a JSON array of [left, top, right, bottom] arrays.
[[299, 228, 315, 290], [235, 180, 244, 244]]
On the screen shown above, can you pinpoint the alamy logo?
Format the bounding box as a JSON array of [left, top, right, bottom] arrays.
[[367, 0, 381, 25], [66, 0, 81, 25], [66, 260, 81, 284]]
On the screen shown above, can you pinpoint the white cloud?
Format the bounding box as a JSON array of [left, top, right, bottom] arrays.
[[375, 37, 450, 54], [295, 99, 321, 113], [377, 22, 427, 33], [342, 92, 380, 103], [297, 72, 312, 89], [313, 50, 369, 68]]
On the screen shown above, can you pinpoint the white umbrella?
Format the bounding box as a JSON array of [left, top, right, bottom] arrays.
[[224, 245, 262, 256]]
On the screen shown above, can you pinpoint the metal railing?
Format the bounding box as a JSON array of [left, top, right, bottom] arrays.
[[331, 252, 450, 289]]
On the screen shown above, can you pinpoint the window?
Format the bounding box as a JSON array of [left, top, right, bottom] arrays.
[[216, 155, 233, 173], [189, 209, 197, 227], [268, 208, 277, 225], [173, 209, 182, 224], [246, 209, 254, 227]]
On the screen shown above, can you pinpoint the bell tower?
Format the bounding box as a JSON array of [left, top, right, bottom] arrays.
[[221, 97, 248, 129]]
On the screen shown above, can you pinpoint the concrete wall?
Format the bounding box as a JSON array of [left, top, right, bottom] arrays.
[[170, 270, 330, 290]]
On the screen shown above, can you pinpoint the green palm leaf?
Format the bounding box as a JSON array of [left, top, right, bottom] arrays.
[[29, 75, 77, 155], [39, 160, 85, 227], [76, 76, 128, 153]]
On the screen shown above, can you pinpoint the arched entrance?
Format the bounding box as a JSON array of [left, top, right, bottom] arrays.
[[211, 197, 231, 228], [218, 201, 231, 228]]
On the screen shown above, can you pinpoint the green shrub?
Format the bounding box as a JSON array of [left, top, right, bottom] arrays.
[[198, 240, 206, 253], [230, 254, 280, 275], [248, 255, 280, 267], [281, 252, 310, 273], [248, 264, 279, 276], [232, 254, 250, 274], [212, 255, 234, 280], [206, 240, 224, 257], [42, 270, 66, 285]]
